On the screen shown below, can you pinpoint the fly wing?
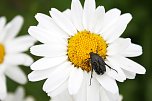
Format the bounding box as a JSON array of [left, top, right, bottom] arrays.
[[90, 52, 106, 75], [97, 55, 106, 74], [93, 61, 101, 75]]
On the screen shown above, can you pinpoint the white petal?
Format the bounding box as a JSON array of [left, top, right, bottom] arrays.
[[28, 26, 48, 43], [120, 43, 142, 57], [106, 91, 120, 101], [118, 95, 123, 101], [71, 0, 83, 31], [83, 0, 96, 30], [93, 6, 105, 33], [0, 17, 7, 43], [4, 93, 14, 101], [107, 38, 131, 56], [28, 67, 56, 82], [5, 66, 27, 84], [107, 38, 142, 57], [63, 9, 72, 23], [104, 13, 132, 43], [30, 44, 67, 57], [47, 80, 68, 97], [51, 90, 73, 101], [96, 74, 118, 94], [0, 17, 6, 31], [24, 96, 35, 101], [31, 56, 67, 70], [5, 35, 36, 53], [123, 69, 136, 79], [3, 16, 23, 41], [50, 8, 77, 36], [68, 67, 83, 95], [100, 8, 121, 35], [5, 53, 33, 66], [87, 78, 100, 101], [28, 71, 47, 82], [0, 64, 6, 74], [43, 62, 72, 93], [99, 88, 110, 101], [112, 56, 146, 74], [14, 87, 25, 101], [35, 13, 51, 29], [105, 58, 126, 82], [73, 74, 87, 101], [35, 13, 68, 37], [100, 87, 120, 101], [28, 26, 67, 44], [0, 74, 7, 100]]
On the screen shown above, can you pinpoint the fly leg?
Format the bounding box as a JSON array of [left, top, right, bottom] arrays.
[[105, 63, 118, 73], [82, 57, 94, 86], [90, 66, 93, 86]]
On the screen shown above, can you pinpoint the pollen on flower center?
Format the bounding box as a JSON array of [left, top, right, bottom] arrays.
[[0, 43, 5, 64], [67, 30, 107, 72]]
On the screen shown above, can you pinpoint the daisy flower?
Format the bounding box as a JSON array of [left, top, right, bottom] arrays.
[[28, 0, 146, 100], [3, 87, 35, 101], [0, 16, 35, 100]]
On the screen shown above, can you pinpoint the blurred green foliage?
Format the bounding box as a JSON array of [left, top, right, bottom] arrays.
[[0, 0, 151, 101]]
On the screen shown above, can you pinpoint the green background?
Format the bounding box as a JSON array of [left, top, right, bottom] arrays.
[[0, 0, 151, 101]]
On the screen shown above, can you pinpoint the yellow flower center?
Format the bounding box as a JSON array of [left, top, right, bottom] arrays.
[[67, 30, 107, 72], [0, 43, 5, 64]]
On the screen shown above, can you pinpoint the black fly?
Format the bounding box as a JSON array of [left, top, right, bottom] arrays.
[[89, 52, 117, 85]]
